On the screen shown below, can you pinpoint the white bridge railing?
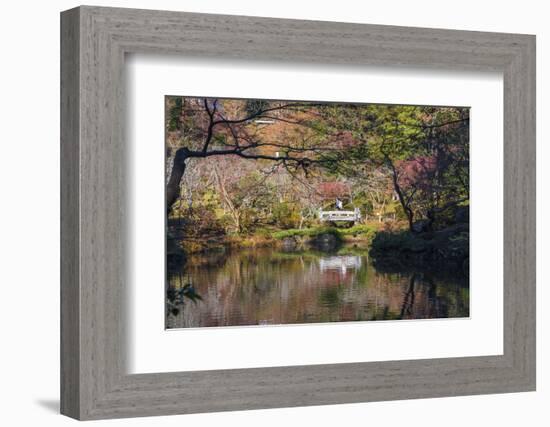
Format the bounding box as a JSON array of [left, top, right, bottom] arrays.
[[318, 208, 361, 222]]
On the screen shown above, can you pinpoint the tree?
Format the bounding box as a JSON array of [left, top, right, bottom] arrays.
[[316, 104, 469, 231], [165, 98, 469, 235], [165, 98, 342, 214]]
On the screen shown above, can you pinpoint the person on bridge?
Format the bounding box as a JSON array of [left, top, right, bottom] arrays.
[[335, 198, 343, 210]]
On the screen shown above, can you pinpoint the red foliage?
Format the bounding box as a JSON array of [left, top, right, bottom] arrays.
[[396, 156, 437, 189], [317, 181, 350, 198], [331, 131, 358, 149]]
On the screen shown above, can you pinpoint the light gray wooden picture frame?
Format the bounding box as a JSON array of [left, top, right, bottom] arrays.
[[60, 5, 536, 421]]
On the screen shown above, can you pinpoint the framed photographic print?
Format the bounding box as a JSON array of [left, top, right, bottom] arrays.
[[61, 5, 536, 420], [163, 96, 471, 329]]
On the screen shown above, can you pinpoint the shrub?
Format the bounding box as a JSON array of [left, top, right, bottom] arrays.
[[272, 224, 379, 241], [339, 223, 379, 240], [271, 202, 301, 229], [370, 224, 469, 265]]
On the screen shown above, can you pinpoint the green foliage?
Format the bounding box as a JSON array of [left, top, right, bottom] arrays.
[[167, 97, 183, 131], [272, 223, 379, 241], [371, 231, 430, 253], [271, 202, 301, 229], [339, 224, 378, 240], [370, 224, 469, 266], [165, 96, 469, 252], [245, 99, 270, 115], [272, 226, 340, 240]]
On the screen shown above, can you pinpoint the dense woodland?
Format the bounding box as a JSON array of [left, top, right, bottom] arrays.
[[165, 97, 470, 271]]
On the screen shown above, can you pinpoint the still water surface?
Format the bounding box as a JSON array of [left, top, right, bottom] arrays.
[[166, 245, 469, 329]]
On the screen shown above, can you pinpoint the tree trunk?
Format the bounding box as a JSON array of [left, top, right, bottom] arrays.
[[387, 159, 415, 232], [166, 148, 189, 214], [405, 209, 414, 232], [212, 165, 241, 232]]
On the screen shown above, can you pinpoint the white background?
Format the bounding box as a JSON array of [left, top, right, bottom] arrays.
[[0, 0, 547, 426], [128, 57, 503, 373]]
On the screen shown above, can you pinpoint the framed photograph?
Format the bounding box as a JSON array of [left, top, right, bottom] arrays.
[[61, 6, 536, 420], [163, 96, 471, 330]]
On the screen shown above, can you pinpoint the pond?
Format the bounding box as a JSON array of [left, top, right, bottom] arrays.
[[166, 245, 469, 329]]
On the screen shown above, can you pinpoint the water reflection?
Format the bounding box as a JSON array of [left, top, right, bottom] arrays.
[[166, 246, 469, 329], [319, 255, 362, 274]]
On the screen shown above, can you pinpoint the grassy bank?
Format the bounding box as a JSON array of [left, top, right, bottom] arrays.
[[271, 223, 380, 242], [169, 223, 382, 256], [170, 220, 468, 276], [175, 233, 276, 254]]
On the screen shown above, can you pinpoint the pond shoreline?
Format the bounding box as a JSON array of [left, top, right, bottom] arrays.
[[168, 223, 382, 254], [168, 222, 469, 278], [166, 242, 470, 329]]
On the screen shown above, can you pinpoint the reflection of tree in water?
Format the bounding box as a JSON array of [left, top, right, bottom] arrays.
[[166, 270, 203, 320], [400, 274, 417, 319], [166, 247, 469, 328], [318, 285, 343, 308], [397, 273, 455, 320]]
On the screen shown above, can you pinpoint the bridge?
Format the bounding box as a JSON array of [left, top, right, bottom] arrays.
[[318, 208, 361, 223]]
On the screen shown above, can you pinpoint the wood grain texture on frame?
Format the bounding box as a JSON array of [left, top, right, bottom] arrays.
[[60, 5, 536, 420]]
